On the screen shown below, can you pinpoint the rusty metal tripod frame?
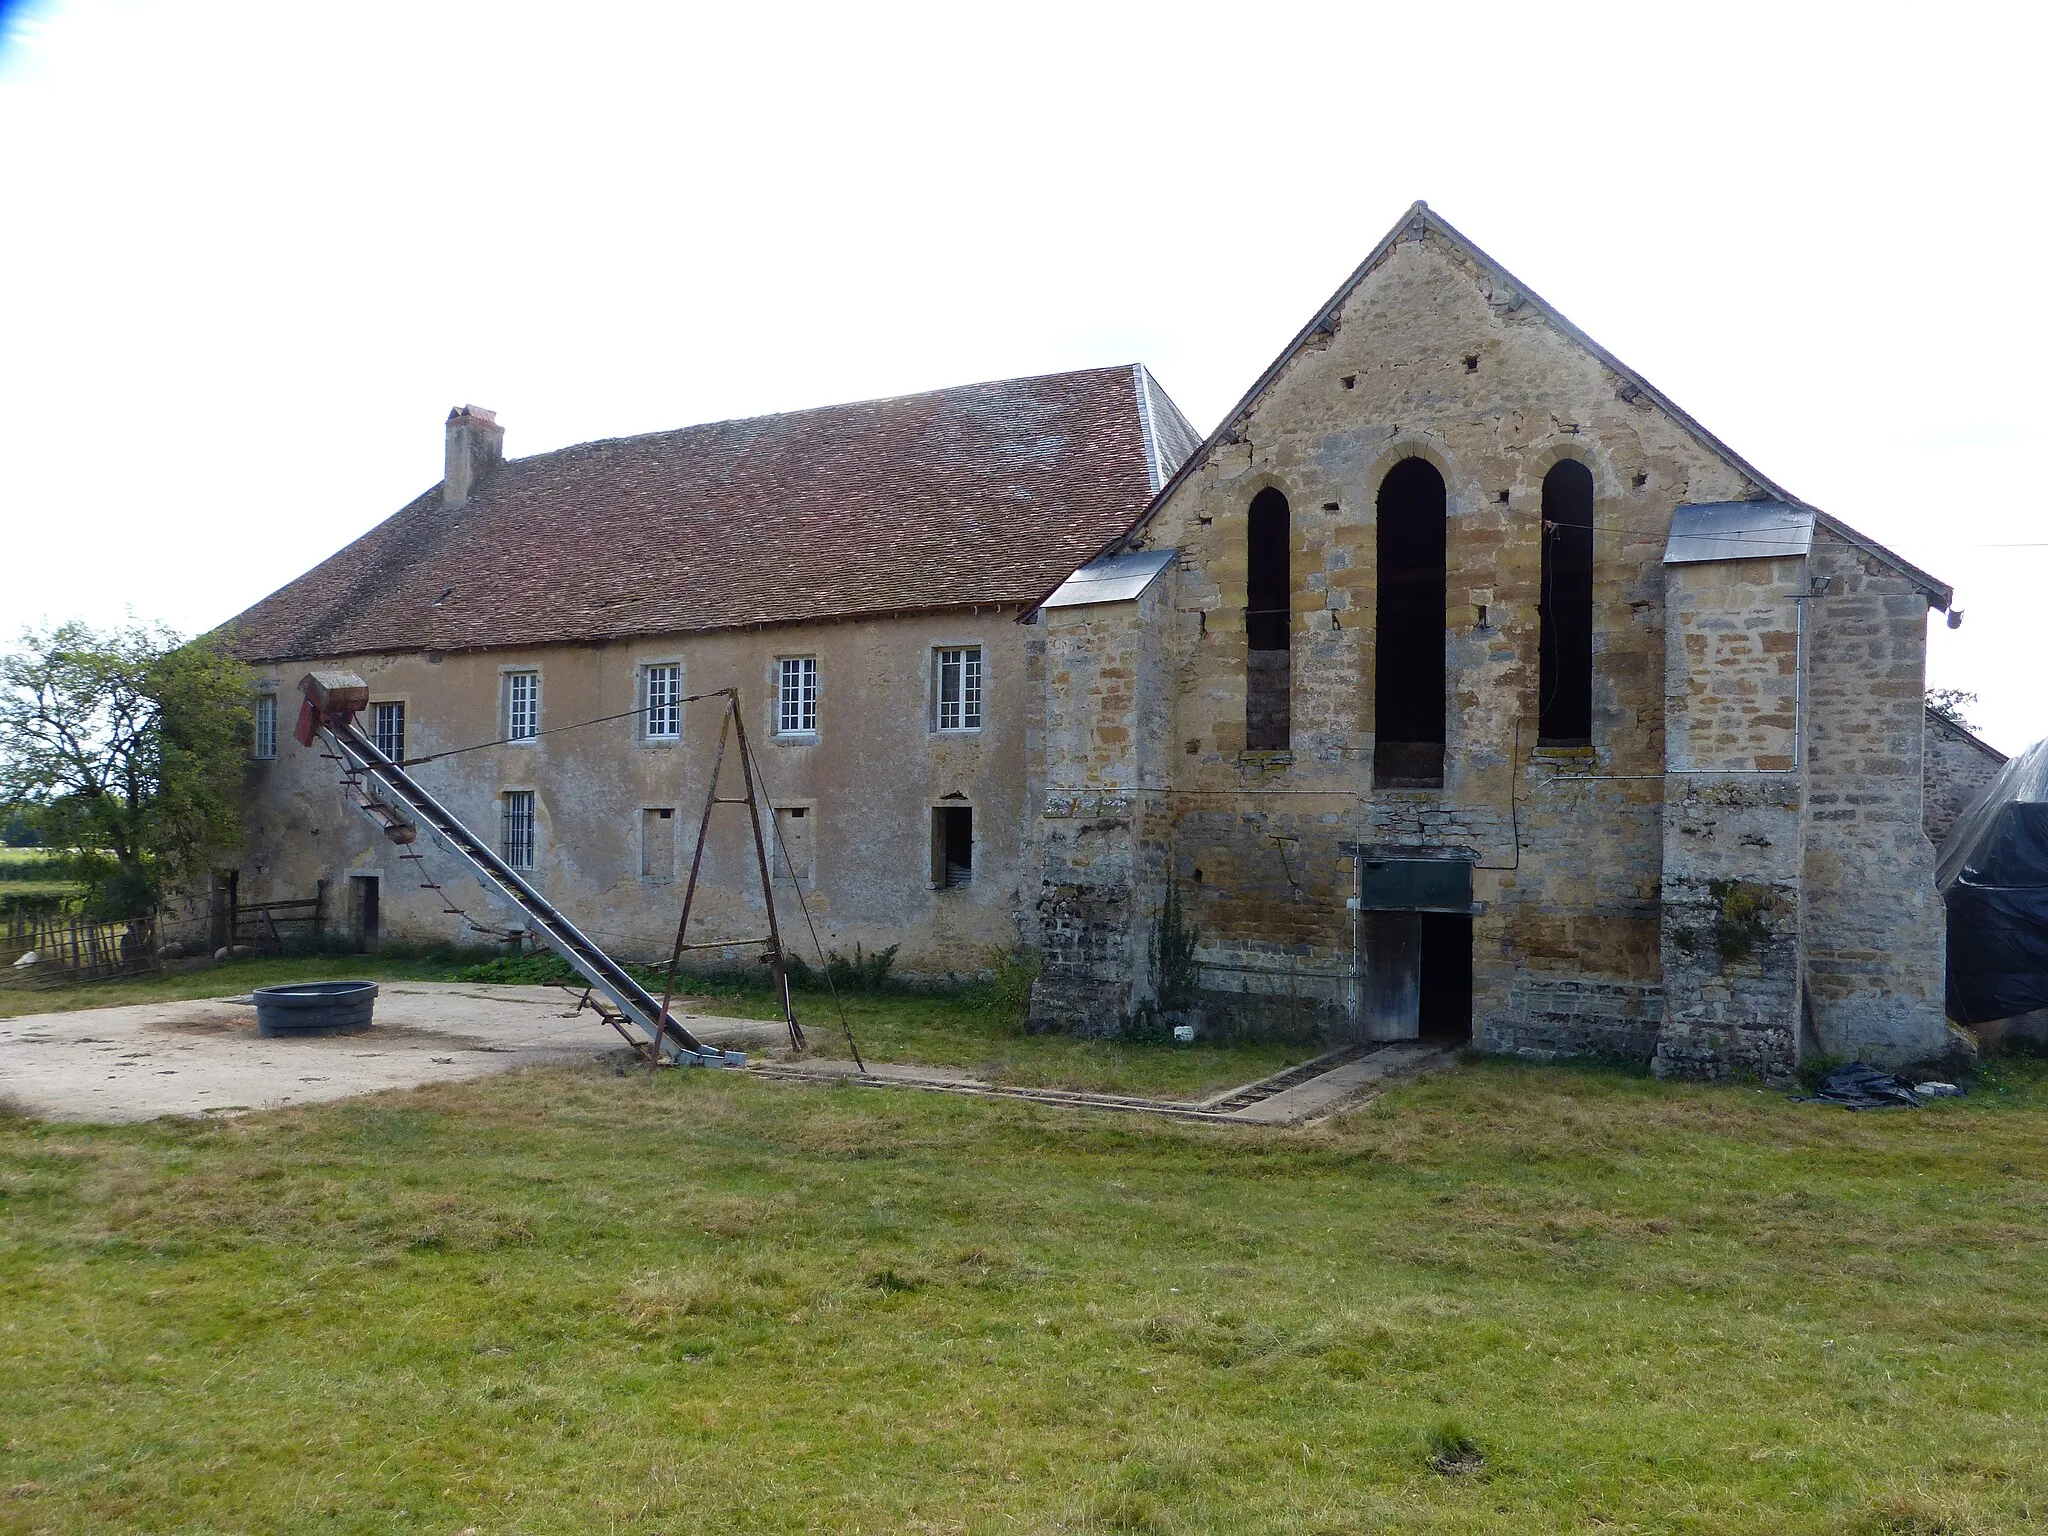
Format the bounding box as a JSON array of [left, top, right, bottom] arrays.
[[656, 688, 807, 1058]]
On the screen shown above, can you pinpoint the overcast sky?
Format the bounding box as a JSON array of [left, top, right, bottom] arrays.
[[1, 0, 2041, 753]]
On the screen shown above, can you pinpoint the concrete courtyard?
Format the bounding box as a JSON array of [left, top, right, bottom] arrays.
[[0, 981, 790, 1123]]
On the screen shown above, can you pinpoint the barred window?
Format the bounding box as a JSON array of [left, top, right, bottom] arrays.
[[935, 647, 983, 732], [501, 790, 535, 870], [505, 671, 539, 742], [252, 694, 277, 760], [777, 657, 818, 735], [643, 664, 681, 741], [373, 701, 406, 762]]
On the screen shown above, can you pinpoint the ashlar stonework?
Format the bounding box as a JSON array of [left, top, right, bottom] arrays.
[[1025, 204, 1957, 1082]]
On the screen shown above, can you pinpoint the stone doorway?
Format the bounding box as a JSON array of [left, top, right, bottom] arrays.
[[1351, 852, 1474, 1044]]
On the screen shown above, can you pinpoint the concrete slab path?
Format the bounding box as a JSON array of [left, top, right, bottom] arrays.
[[0, 983, 786, 1124], [1226, 1043, 1450, 1124]]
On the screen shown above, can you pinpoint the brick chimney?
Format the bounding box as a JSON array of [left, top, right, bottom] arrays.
[[443, 405, 503, 506]]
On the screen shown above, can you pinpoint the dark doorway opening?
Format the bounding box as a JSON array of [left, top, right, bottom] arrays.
[[1374, 457, 1447, 787], [209, 868, 239, 952], [1539, 459, 1595, 744], [935, 806, 973, 888], [1418, 912, 1472, 1043], [1245, 487, 1291, 751], [349, 874, 380, 954]]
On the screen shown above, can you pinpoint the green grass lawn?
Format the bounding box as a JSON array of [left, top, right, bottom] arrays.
[[2, 1052, 2044, 1534]]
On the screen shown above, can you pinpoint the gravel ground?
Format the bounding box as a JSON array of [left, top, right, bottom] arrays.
[[0, 982, 789, 1123]]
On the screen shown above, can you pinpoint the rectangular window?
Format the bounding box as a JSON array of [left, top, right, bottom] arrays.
[[642, 664, 681, 742], [505, 671, 539, 742], [501, 790, 535, 870], [935, 647, 983, 732], [252, 694, 277, 760], [777, 657, 818, 735], [373, 701, 406, 762], [933, 805, 973, 888], [640, 807, 676, 883]]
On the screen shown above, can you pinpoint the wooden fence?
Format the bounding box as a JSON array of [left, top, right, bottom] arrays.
[[227, 896, 327, 951], [4, 911, 158, 983]]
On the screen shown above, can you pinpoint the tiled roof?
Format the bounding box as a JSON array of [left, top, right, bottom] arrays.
[[229, 366, 1186, 663]]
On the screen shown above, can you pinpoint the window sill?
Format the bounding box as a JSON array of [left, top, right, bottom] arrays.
[[772, 732, 821, 745], [639, 738, 681, 750]]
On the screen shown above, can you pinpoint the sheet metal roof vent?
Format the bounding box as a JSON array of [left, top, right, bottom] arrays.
[[1664, 500, 1814, 565]]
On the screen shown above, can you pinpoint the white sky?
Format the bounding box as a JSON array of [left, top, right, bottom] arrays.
[[1, 0, 2042, 753]]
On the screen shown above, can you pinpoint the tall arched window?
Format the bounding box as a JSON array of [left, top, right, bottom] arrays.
[[1374, 457, 1447, 787], [1245, 487, 1291, 751], [1538, 459, 1595, 744]]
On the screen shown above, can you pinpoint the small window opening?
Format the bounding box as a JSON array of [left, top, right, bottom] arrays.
[[252, 694, 278, 760], [504, 671, 539, 742], [373, 701, 406, 762], [501, 790, 536, 870], [643, 663, 681, 741], [934, 806, 973, 888], [1539, 459, 1595, 745], [934, 647, 983, 731], [1496, 490, 1511, 505], [1373, 457, 1448, 787], [1463, 355, 1479, 372], [1340, 375, 1356, 390], [1245, 487, 1291, 752], [777, 657, 818, 735], [1632, 470, 1648, 489]]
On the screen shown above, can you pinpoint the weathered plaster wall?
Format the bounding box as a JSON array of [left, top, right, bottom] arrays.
[[1801, 530, 1948, 1065], [241, 610, 1034, 974], [1924, 711, 2006, 849], [1654, 555, 1805, 1082], [1062, 227, 1767, 1051]]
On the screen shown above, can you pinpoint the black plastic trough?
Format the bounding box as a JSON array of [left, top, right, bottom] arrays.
[[253, 980, 378, 1037]]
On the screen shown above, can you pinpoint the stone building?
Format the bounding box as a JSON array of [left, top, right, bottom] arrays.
[[227, 202, 1966, 1079], [1924, 709, 2006, 849], [226, 367, 1199, 975], [1027, 203, 1957, 1080]]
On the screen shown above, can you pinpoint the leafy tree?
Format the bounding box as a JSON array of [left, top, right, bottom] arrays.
[[1926, 687, 1979, 731], [0, 621, 253, 917]]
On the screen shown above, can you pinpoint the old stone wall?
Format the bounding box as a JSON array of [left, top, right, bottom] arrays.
[[1029, 576, 1177, 1031], [1081, 225, 1766, 1051], [1923, 711, 2006, 849], [241, 609, 1036, 975], [1654, 554, 1806, 1081], [1801, 531, 1948, 1065]]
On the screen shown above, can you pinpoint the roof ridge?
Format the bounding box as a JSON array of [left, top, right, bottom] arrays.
[[495, 364, 1143, 470]]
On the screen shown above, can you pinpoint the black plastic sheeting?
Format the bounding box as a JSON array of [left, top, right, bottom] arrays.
[[1805, 1061, 1923, 1110], [1937, 738, 2048, 1025]]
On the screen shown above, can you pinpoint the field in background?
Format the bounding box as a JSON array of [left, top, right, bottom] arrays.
[[1, 1055, 2043, 1533]]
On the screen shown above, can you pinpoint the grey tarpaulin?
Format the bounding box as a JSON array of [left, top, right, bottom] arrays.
[[1936, 737, 2048, 1025]]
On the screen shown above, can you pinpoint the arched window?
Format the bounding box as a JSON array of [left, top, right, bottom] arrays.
[[1374, 457, 1447, 787], [1245, 487, 1291, 751], [1538, 460, 1595, 744]]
